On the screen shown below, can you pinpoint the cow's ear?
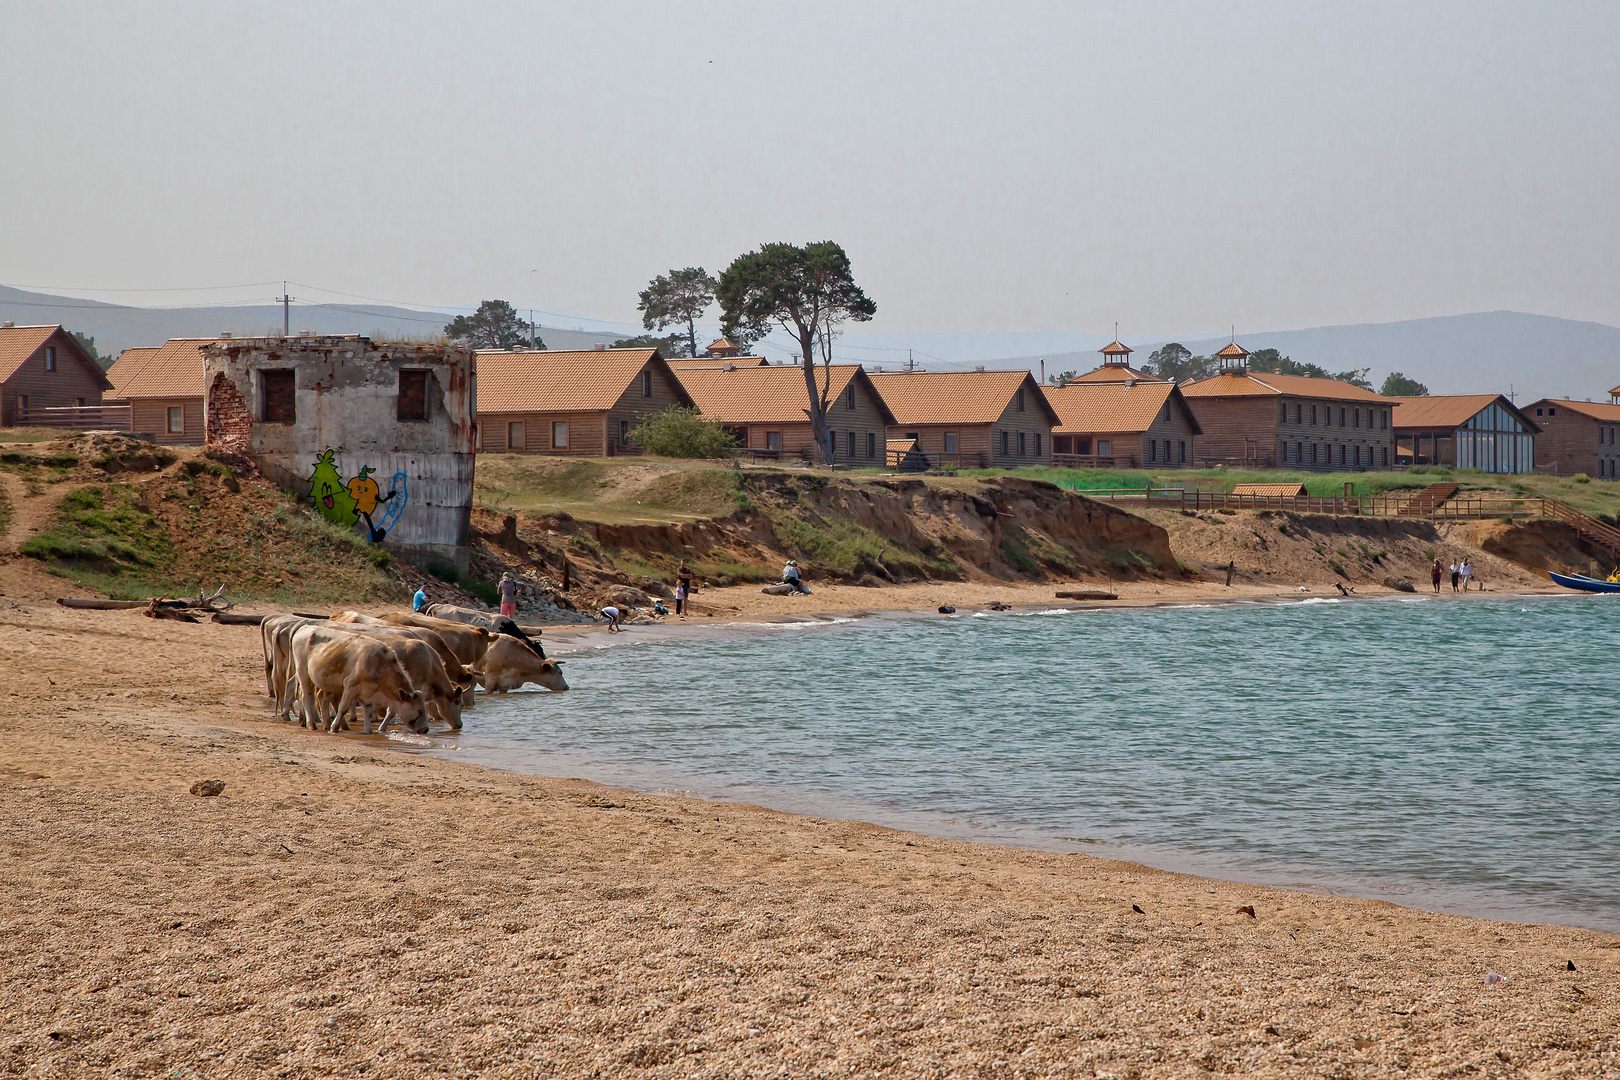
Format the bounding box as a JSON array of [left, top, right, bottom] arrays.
[[550, 659, 566, 665]]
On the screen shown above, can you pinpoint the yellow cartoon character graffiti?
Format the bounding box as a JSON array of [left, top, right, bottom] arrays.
[[347, 466, 383, 516]]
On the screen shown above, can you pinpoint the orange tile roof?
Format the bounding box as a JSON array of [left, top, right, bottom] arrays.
[[667, 356, 771, 368], [1180, 370, 1389, 403], [1391, 394, 1537, 432], [0, 324, 111, 388], [1068, 363, 1166, 384], [112, 339, 212, 399], [1233, 483, 1308, 497], [675, 364, 895, 425], [105, 347, 161, 396], [866, 369, 1060, 426], [1215, 341, 1251, 360], [474, 349, 692, 413], [1526, 398, 1620, 423], [1099, 340, 1133, 357], [1045, 382, 1202, 435]]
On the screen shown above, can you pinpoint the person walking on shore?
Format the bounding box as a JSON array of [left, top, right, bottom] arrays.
[[675, 560, 694, 619], [498, 571, 519, 619], [1459, 559, 1472, 591], [1431, 558, 1443, 593]]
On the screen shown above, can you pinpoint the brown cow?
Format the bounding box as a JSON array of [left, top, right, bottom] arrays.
[[332, 614, 477, 708], [479, 636, 569, 693], [333, 629, 471, 729], [375, 612, 493, 672], [299, 631, 426, 734]]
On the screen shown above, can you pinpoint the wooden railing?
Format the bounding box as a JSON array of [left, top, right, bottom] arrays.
[[884, 450, 988, 471], [1051, 453, 1141, 469], [13, 405, 132, 429]]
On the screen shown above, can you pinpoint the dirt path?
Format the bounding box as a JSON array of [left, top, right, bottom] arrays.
[[0, 469, 64, 556]]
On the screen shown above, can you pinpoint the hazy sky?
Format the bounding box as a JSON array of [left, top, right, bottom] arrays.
[[3, 1, 1617, 335]]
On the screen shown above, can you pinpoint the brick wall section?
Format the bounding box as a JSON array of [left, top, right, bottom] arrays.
[[1, 327, 108, 425], [1526, 400, 1620, 477], [1186, 395, 1395, 469], [205, 371, 252, 444]]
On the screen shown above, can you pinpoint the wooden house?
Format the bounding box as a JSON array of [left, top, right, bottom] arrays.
[[104, 338, 213, 444], [673, 363, 895, 462], [867, 369, 1057, 469], [1045, 380, 1200, 467], [0, 323, 112, 427], [1521, 398, 1620, 478], [1179, 346, 1395, 470], [1392, 394, 1538, 474], [474, 348, 692, 456]]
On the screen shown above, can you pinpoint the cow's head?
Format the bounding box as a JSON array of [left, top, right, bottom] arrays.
[[534, 659, 569, 692], [394, 689, 429, 733]]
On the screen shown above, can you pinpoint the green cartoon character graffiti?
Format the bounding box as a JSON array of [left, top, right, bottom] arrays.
[[307, 450, 407, 543]]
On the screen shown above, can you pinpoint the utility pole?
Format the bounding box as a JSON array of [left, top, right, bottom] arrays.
[[276, 281, 294, 336], [530, 309, 536, 350]]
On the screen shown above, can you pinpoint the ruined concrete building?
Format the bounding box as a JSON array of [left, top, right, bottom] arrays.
[[201, 336, 476, 572]]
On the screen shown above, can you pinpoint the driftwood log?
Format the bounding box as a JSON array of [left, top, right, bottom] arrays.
[[1055, 590, 1119, 601], [211, 612, 266, 625], [61, 584, 236, 618]]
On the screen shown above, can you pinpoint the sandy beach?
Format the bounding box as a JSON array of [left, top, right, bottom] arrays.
[[3, 556, 1615, 1078]]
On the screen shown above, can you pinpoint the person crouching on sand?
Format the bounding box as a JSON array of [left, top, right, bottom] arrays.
[[1431, 558, 1443, 593], [600, 605, 622, 633], [782, 559, 810, 594]]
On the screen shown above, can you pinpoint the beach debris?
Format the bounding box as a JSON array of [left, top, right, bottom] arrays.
[[1055, 590, 1119, 601], [1384, 577, 1416, 592], [1567, 960, 1577, 971], [1131, 904, 1145, 914], [1484, 970, 1507, 985], [1333, 582, 1355, 596], [1236, 905, 1256, 918], [986, 601, 1011, 611], [938, 605, 956, 614], [189, 779, 225, 797]]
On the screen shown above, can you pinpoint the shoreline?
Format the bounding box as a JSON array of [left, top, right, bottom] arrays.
[[4, 558, 1616, 1075]]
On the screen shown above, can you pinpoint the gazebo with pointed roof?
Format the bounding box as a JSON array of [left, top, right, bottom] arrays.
[[704, 337, 742, 359], [1067, 325, 1166, 385], [1215, 339, 1250, 373]]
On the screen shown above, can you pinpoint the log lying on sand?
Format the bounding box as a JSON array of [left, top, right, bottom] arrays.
[[1055, 590, 1119, 601], [761, 584, 795, 595], [211, 612, 266, 625], [57, 599, 150, 610]]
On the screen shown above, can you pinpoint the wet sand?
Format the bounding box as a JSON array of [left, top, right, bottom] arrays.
[[2, 560, 1614, 1078]]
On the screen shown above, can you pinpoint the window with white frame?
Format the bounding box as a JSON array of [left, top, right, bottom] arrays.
[[551, 421, 568, 449]]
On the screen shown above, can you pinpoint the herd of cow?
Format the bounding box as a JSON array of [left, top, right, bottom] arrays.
[[258, 603, 569, 735]]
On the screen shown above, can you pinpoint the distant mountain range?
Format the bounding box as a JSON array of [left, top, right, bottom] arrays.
[[3, 284, 1613, 403]]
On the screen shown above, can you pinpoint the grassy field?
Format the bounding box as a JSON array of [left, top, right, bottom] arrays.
[[474, 454, 747, 524], [0, 427, 82, 444]]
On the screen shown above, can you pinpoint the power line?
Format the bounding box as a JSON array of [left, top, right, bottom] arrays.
[[0, 279, 282, 293]]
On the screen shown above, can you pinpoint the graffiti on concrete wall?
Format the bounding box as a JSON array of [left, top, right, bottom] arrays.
[[307, 449, 408, 543]]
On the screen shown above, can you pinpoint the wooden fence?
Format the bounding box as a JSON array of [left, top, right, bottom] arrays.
[[1065, 486, 1620, 559], [13, 405, 132, 430]]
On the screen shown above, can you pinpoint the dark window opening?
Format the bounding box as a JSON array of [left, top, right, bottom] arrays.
[[398, 370, 429, 422], [262, 370, 296, 423], [44, 346, 57, 372], [641, 370, 652, 397]]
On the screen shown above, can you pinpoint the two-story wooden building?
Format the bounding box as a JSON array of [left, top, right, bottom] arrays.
[[1391, 394, 1538, 473], [0, 323, 111, 427], [866, 369, 1057, 469], [1179, 345, 1395, 470], [1522, 398, 1620, 478], [474, 348, 692, 456], [1045, 380, 1200, 467], [673, 362, 895, 462]]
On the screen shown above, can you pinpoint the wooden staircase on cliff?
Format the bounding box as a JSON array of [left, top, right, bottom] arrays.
[[1396, 483, 1459, 515]]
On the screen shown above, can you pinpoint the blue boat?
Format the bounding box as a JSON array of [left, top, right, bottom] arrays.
[[1549, 571, 1620, 593]]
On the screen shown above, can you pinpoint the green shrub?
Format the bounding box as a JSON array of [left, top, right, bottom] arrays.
[[629, 406, 737, 459], [1572, 473, 1591, 484]]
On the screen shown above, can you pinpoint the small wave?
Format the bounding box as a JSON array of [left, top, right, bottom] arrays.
[[1018, 608, 1076, 616], [971, 611, 994, 618], [1397, 596, 1432, 603], [1294, 597, 1343, 605]]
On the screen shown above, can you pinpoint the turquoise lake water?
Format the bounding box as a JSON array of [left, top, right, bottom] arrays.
[[412, 593, 1620, 932]]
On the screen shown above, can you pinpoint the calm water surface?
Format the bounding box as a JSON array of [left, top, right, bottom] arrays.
[[411, 594, 1620, 932]]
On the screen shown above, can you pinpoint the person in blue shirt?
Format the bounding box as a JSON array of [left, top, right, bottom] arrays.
[[412, 584, 429, 612]]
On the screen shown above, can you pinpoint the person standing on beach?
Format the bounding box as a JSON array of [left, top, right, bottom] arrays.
[[498, 571, 519, 619], [1431, 558, 1443, 593], [675, 560, 694, 619], [1449, 561, 1460, 592], [1459, 559, 1472, 591]]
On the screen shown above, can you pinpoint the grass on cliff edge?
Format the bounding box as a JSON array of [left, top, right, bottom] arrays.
[[21, 477, 401, 605], [475, 455, 745, 524]]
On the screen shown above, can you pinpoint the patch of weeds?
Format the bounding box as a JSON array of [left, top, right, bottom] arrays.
[[998, 533, 1042, 573], [1327, 559, 1347, 577]]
